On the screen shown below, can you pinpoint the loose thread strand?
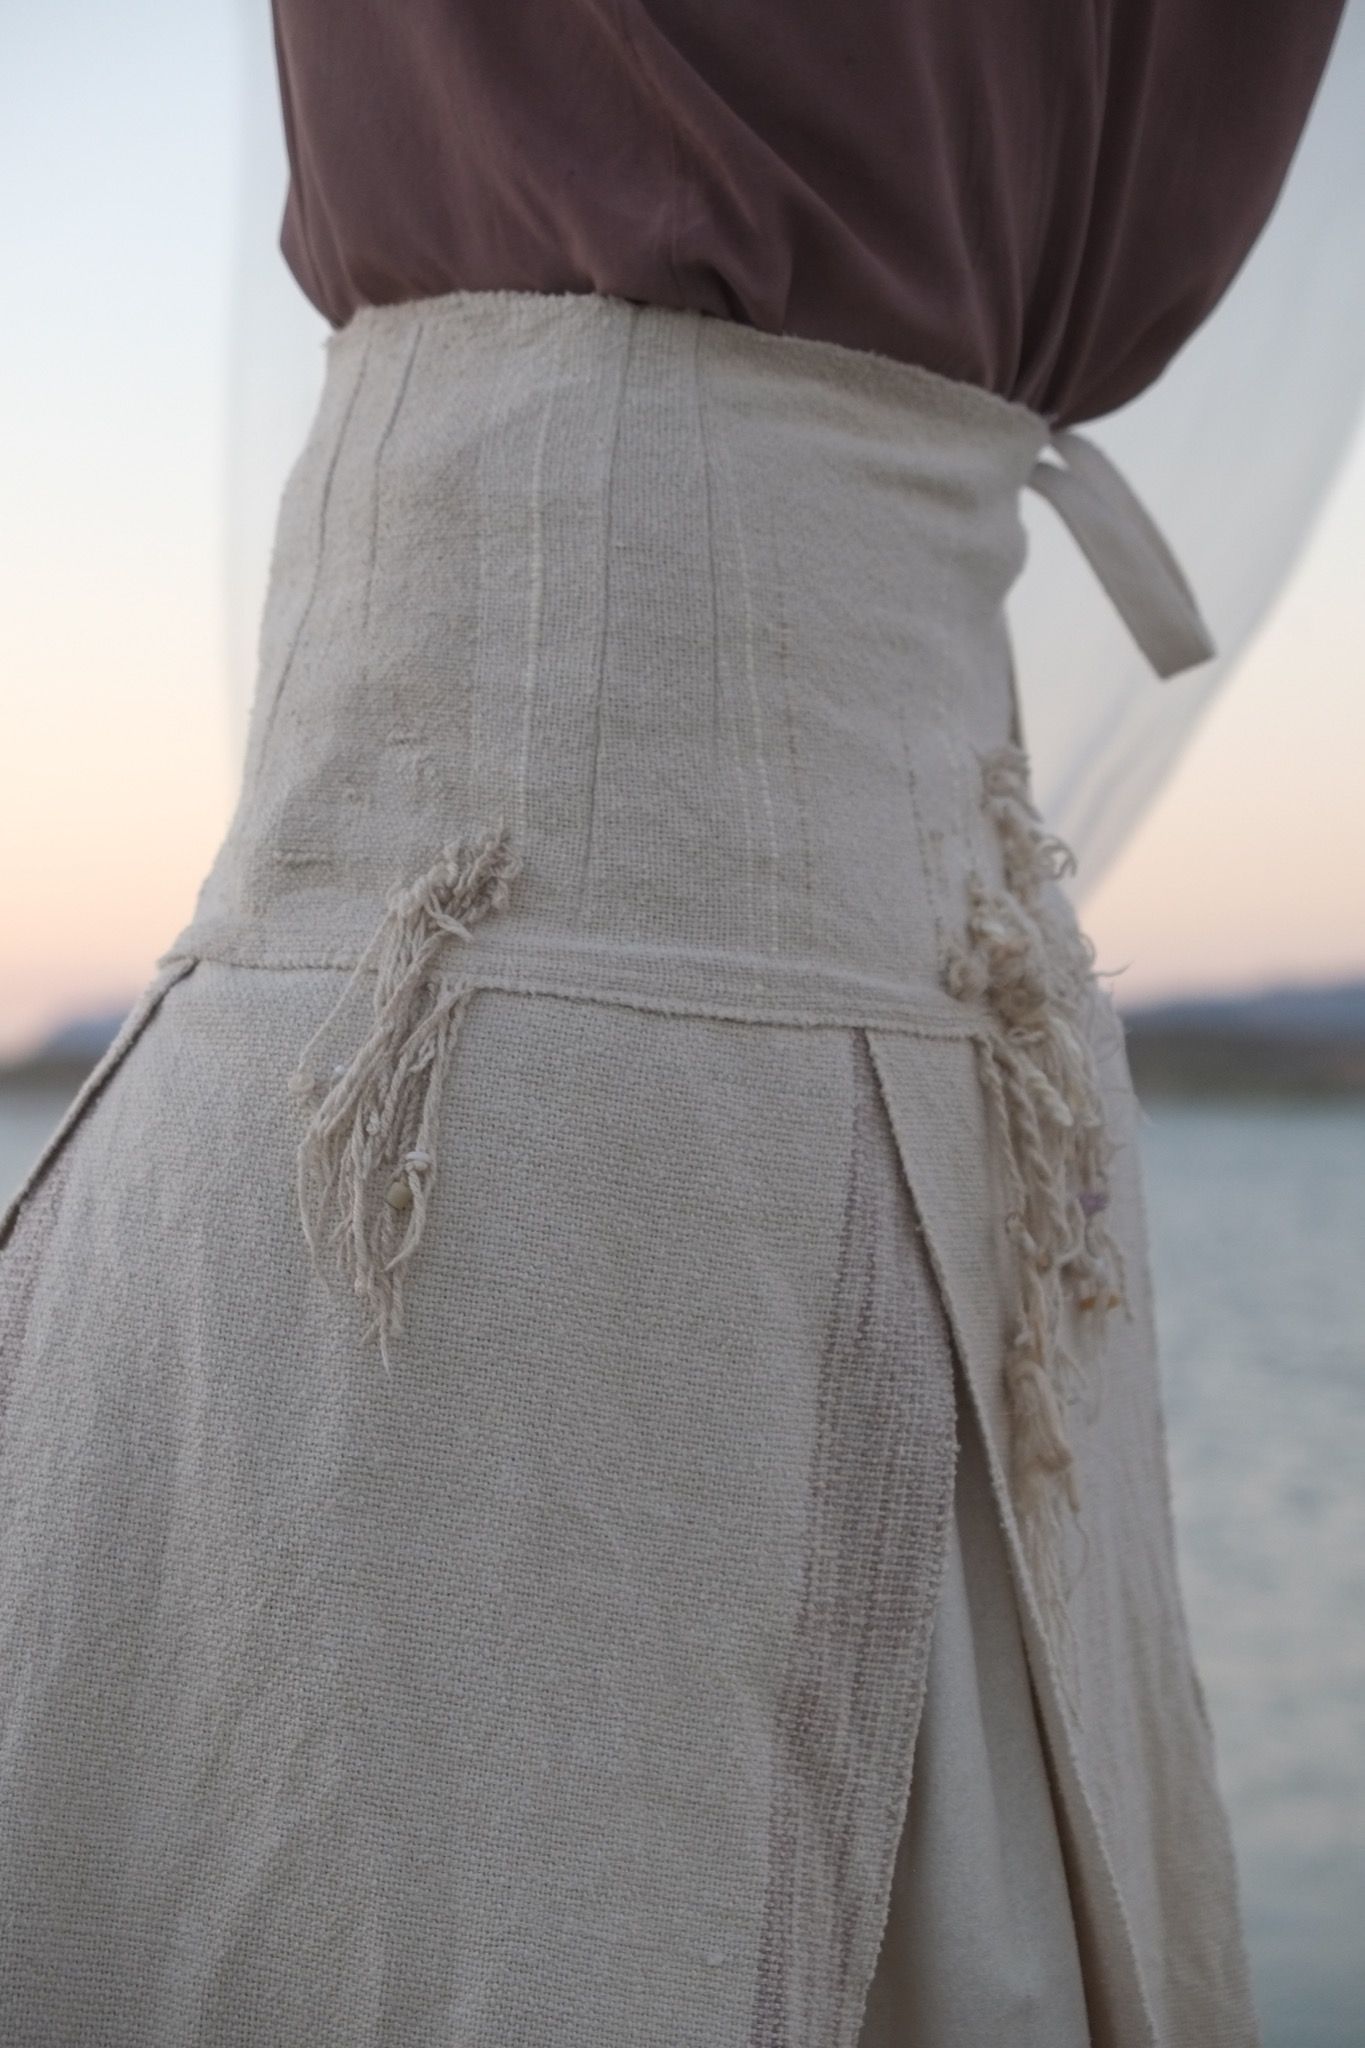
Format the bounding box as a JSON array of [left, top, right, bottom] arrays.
[[945, 744, 1125, 1705], [287, 820, 521, 1371]]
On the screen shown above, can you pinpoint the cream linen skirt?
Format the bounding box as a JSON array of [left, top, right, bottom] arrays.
[[0, 291, 1256, 2046]]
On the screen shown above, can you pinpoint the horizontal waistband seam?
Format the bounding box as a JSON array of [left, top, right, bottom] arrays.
[[155, 940, 989, 1041]]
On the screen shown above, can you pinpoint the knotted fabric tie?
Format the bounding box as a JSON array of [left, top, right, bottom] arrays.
[[1027, 425, 1216, 680]]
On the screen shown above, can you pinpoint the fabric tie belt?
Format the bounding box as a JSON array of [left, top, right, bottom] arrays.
[[1027, 425, 1216, 679]]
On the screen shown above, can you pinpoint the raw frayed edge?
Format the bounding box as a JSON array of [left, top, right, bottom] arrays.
[[287, 819, 522, 1374], [945, 744, 1126, 1710]]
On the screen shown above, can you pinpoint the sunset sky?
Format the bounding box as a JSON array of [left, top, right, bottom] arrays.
[[3, 3, 1363, 1059]]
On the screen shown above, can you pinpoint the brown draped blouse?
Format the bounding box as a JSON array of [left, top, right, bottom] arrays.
[[269, 1, 1346, 427]]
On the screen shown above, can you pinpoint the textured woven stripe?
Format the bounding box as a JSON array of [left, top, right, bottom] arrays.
[[750, 1034, 955, 2047]]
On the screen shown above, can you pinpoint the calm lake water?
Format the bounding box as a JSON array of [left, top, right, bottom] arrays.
[[2, 1087, 1362, 2044]]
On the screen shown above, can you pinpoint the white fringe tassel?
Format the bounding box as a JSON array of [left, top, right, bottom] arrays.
[[288, 821, 522, 1373], [945, 745, 1126, 1685]]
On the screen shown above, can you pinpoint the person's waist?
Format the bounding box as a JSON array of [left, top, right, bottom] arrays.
[[162, 290, 1052, 1016]]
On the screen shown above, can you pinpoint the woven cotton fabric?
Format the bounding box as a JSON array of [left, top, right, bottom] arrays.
[[0, 290, 1254, 2046]]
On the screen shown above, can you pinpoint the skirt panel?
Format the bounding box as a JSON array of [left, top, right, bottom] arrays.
[[864, 1015, 1255, 2046], [0, 961, 964, 2047]]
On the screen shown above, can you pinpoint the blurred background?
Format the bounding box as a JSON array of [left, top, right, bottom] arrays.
[[2, 7, 1363, 2043]]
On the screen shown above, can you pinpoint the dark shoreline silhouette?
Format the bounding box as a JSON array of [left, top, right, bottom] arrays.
[[1119, 979, 1365, 1097]]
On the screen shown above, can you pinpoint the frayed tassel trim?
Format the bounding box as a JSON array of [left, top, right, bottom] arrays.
[[946, 746, 1126, 1702], [287, 820, 522, 1373]]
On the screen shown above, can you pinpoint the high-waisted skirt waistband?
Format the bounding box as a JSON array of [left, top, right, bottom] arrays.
[[162, 288, 1057, 1036]]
